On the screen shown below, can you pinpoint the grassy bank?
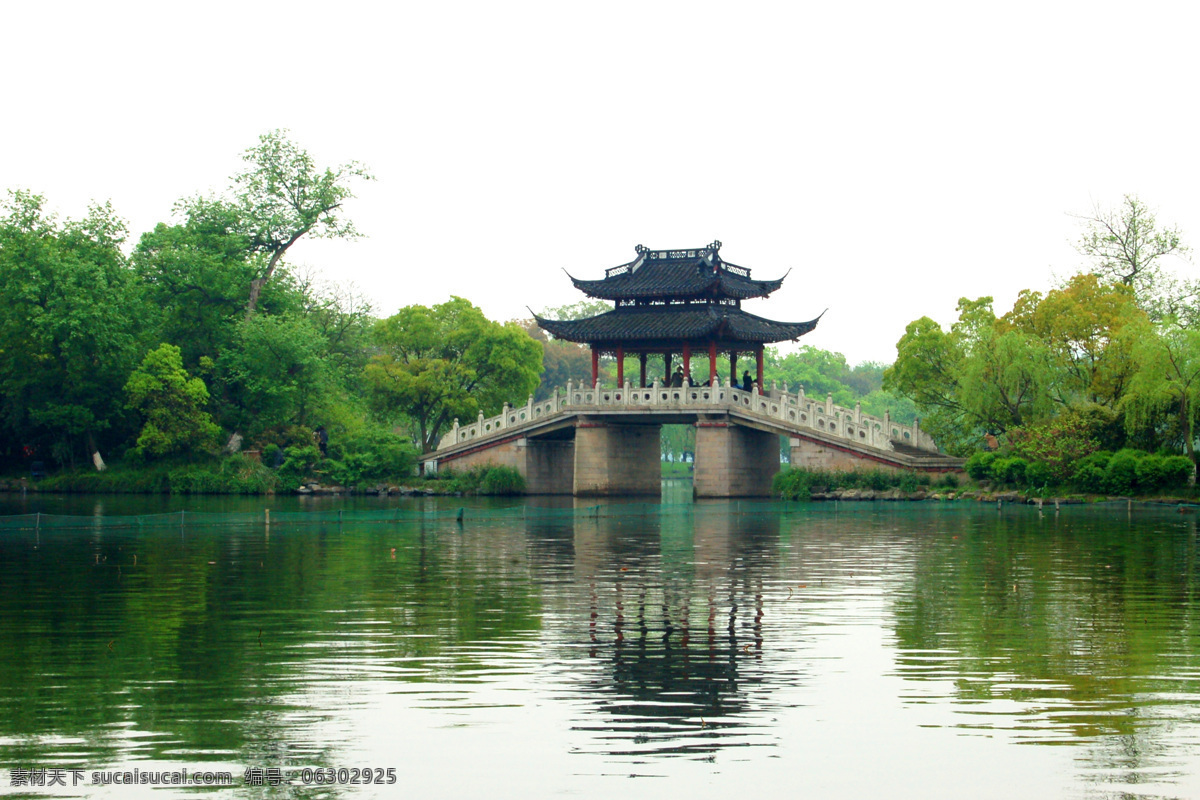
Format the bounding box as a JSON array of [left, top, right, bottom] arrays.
[[7, 458, 528, 498], [25, 455, 294, 495]]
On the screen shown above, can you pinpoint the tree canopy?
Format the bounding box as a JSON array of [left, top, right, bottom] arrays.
[[0, 190, 148, 464], [235, 130, 373, 316], [366, 298, 543, 453]]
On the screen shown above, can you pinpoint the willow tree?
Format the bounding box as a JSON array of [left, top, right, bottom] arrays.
[[1123, 320, 1200, 459], [885, 297, 1057, 454], [999, 274, 1146, 407]]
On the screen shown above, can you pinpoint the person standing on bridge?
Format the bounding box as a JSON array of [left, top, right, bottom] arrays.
[[742, 371, 753, 391]]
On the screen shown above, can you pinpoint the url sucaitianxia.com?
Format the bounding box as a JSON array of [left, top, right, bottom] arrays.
[[6, 766, 397, 788]]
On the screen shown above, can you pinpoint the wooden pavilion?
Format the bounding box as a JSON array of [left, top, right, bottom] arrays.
[[533, 241, 821, 388]]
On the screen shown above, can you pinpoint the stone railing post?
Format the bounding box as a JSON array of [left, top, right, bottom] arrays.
[[502, 402, 510, 429]]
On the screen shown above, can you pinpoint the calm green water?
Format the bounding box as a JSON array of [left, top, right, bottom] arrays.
[[1, 487, 1199, 799]]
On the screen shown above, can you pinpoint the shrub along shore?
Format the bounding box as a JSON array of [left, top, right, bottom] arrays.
[[0, 460, 526, 497], [772, 457, 1199, 505], [4, 453, 1195, 504]]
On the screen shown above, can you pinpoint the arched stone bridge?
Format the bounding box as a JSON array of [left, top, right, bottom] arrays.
[[421, 380, 963, 497]]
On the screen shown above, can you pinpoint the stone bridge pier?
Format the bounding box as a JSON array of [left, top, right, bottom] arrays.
[[573, 418, 662, 496], [435, 436, 576, 494], [693, 416, 779, 498]]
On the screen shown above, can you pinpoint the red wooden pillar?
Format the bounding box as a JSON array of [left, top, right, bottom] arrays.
[[639, 353, 647, 387], [591, 348, 599, 386], [616, 346, 625, 387], [682, 343, 691, 384], [756, 346, 764, 389], [708, 341, 717, 385], [729, 350, 738, 386]]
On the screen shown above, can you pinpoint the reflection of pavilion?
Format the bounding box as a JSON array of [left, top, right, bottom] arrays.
[[540, 505, 799, 758]]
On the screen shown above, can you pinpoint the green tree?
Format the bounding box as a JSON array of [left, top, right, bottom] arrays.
[[886, 298, 1057, 454], [229, 130, 372, 317], [131, 197, 260, 368], [883, 316, 964, 424], [518, 319, 594, 400], [0, 191, 148, 466], [541, 299, 613, 321], [124, 344, 220, 457], [764, 346, 857, 405], [218, 313, 334, 436], [366, 298, 543, 453], [1001, 274, 1145, 407], [1075, 195, 1190, 314], [1122, 318, 1200, 459], [660, 424, 695, 463], [954, 299, 1056, 432]]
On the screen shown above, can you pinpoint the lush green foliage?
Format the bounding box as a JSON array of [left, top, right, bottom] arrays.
[[773, 466, 935, 500], [0, 191, 149, 466], [0, 133, 392, 482], [124, 344, 221, 458], [322, 429, 417, 486], [11, 158, 1200, 503], [965, 444, 1193, 495], [366, 297, 543, 453], [235, 129, 374, 315], [437, 464, 526, 495]]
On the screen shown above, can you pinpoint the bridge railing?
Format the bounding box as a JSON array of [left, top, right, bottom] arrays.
[[436, 378, 938, 454]]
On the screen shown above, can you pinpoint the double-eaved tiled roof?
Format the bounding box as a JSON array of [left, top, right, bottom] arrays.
[[533, 304, 820, 347]]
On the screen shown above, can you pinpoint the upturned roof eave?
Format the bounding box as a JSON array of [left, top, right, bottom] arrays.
[[533, 306, 820, 346], [567, 269, 785, 301]]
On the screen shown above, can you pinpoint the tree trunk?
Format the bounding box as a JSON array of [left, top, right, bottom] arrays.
[[86, 431, 106, 472], [1181, 394, 1195, 461], [245, 247, 290, 318], [246, 277, 267, 319]]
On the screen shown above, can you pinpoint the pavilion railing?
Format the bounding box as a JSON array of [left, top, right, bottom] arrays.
[[436, 379, 937, 454]]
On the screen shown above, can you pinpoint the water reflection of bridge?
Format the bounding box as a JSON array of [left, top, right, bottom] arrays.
[[524, 503, 800, 758]]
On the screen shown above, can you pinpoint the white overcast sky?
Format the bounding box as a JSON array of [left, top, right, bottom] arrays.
[[4, 0, 1199, 365]]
